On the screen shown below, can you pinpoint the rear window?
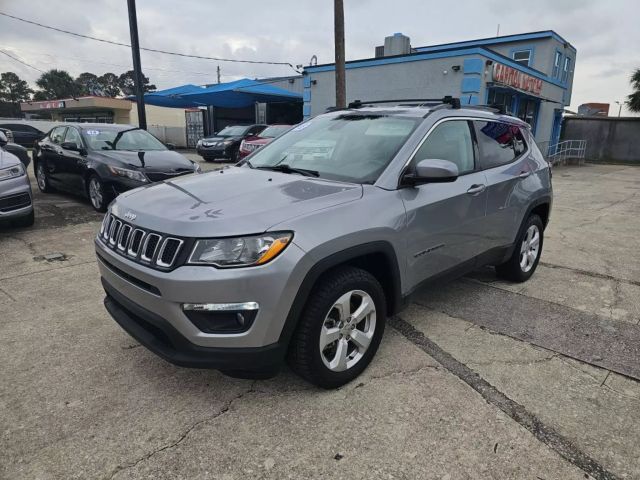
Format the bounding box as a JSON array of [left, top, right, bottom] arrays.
[[473, 121, 527, 169]]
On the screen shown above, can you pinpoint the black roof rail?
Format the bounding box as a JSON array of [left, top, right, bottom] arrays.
[[347, 96, 461, 109]]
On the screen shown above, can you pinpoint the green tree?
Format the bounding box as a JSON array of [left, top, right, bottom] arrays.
[[97, 72, 122, 97], [75, 72, 100, 96], [117, 70, 156, 95], [0, 71, 33, 103], [35, 69, 79, 100], [627, 68, 640, 113]]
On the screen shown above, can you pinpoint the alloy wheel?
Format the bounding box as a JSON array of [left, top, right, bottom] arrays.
[[89, 177, 103, 210], [520, 224, 540, 273], [36, 164, 47, 190], [319, 290, 377, 372]]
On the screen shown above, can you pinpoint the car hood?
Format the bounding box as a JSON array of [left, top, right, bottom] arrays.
[[93, 149, 194, 171], [0, 148, 21, 168], [244, 136, 272, 145], [111, 166, 363, 237]]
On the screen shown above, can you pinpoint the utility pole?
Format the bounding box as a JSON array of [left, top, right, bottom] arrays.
[[217, 66, 221, 84], [127, 0, 147, 129], [334, 0, 346, 109]]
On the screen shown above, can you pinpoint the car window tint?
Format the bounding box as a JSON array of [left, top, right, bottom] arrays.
[[474, 121, 520, 169], [50, 127, 67, 145], [64, 127, 82, 147], [412, 120, 474, 174]]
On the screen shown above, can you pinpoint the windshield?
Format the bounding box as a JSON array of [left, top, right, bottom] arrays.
[[81, 128, 167, 151], [217, 126, 249, 137], [258, 125, 290, 138], [246, 114, 419, 184]]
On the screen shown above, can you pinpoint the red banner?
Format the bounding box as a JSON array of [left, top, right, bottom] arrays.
[[493, 63, 543, 96]]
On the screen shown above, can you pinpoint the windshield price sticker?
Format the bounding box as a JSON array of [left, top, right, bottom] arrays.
[[86, 130, 100, 135]]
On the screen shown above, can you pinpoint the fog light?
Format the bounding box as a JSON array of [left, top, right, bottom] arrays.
[[182, 302, 259, 333]]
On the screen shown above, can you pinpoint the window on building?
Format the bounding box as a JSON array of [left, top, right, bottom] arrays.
[[553, 51, 562, 78], [562, 57, 571, 83], [516, 98, 539, 130], [487, 89, 515, 115], [512, 50, 531, 67], [412, 120, 475, 174], [473, 121, 526, 169]]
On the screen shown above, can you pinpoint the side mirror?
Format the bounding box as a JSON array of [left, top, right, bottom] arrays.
[[165, 142, 176, 150], [403, 159, 459, 186], [0, 131, 7, 147], [61, 141, 80, 152]]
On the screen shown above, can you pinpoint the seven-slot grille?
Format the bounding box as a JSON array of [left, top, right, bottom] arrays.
[[99, 213, 184, 269]]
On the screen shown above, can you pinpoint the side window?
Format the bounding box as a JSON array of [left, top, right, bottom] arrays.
[[474, 121, 526, 169], [249, 125, 265, 135], [412, 120, 475, 175], [64, 127, 82, 147], [50, 127, 67, 145]]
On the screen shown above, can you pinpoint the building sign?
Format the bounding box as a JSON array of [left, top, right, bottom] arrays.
[[38, 101, 65, 109], [493, 63, 542, 96]]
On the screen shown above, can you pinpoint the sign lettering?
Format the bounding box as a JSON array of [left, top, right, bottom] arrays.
[[492, 64, 543, 96]]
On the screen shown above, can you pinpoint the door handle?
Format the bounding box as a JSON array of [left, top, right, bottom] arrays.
[[466, 184, 486, 195], [518, 171, 531, 179]]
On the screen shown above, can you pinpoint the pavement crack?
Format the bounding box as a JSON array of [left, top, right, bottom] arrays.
[[469, 354, 559, 368], [3, 234, 38, 255], [389, 315, 622, 480], [0, 286, 16, 302], [538, 262, 640, 287], [348, 365, 440, 392], [0, 259, 98, 282], [106, 381, 257, 479]]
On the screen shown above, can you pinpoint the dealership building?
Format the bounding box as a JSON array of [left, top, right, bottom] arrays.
[[301, 30, 576, 145]]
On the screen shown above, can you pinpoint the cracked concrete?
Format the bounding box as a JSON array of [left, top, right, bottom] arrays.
[[1, 162, 639, 479]]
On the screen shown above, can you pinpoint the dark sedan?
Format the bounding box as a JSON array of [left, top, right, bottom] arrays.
[[196, 124, 266, 162], [34, 124, 201, 212], [0, 123, 45, 147]]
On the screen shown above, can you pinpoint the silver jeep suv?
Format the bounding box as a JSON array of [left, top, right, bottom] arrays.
[[96, 98, 551, 388]]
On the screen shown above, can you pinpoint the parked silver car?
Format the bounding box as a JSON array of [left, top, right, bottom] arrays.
[[0, 131, 34, 227], [96, 98, 552, 388]]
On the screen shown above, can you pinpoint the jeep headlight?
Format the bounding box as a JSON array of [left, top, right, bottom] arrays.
[[188, 232, 292, 267], [108, 166, 148, 182], [0, 163, 25, 181]]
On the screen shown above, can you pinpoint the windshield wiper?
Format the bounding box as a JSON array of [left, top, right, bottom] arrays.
[[256, 164, 319, 177]]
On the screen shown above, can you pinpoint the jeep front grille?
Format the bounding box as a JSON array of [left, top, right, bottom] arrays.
[[99, 214, 185, 269]]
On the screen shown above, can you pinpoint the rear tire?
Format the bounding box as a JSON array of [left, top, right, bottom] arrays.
[[496, 214, 544, 282], [288, 266, 386, 389]]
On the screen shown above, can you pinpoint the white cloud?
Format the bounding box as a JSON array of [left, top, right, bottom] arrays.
[[1, 0, 638, 114]]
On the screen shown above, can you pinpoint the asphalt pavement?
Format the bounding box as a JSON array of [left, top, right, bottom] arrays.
[[1, 161, 639, 480]]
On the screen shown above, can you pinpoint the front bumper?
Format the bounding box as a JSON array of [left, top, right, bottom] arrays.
[[0, 175, 33, 220], [196, 145, 233, 159], [96, 236, 312, 368], [103, 278, 284, 373]]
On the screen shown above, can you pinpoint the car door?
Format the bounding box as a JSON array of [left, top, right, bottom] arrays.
[[399, 119, 488, 287], [41, 126, 67, 184], [60, 126, 87, 192], [473, 121, 531, 248]]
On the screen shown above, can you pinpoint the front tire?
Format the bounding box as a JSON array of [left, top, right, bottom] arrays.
[[87, 175, 111, 213], [288, 266, 386, 389], [496, 214, 544, 282], [35, 161, 54, 193]]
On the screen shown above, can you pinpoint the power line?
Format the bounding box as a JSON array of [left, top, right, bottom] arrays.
[[0, 11, 300, 73], [0, 50, 44, 73]]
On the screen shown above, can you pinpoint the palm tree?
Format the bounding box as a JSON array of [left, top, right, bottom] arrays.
[[628, 68, 640, 113]]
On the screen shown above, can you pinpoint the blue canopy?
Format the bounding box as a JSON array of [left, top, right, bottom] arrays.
[[142, 78, 302, 108]]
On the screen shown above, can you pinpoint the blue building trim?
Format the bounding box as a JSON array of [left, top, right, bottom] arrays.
[[508, 45, 536, 68], [552, 48, 563, 80], [305, 47, 569, 90], [302, 74, 312, 119], [461, 76, 481, 93], [463, 58, 483, 74], [413, 30, 576, 54]]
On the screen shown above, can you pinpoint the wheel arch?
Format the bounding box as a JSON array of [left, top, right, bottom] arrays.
[[278, 241, 403, 348]]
